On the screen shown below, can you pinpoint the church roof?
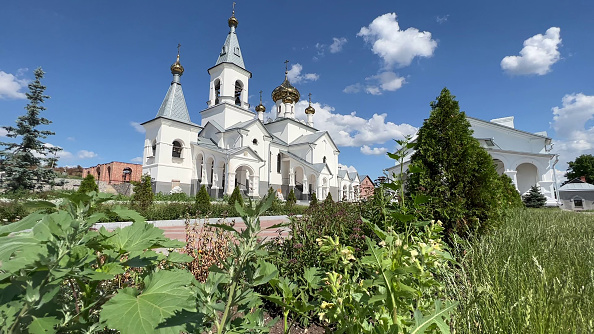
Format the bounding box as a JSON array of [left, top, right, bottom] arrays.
[[338, 170, 348, 179], [156, 81, 192, 124], [284, 151, 332, 175], [214, 27, 245, 69], [291, 132, 326, 145], [559, 182, 594, 191], [348, 172, 359, 181]]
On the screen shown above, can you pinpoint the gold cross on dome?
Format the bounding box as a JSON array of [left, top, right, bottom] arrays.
[[177, 43, 181, 55], [284, 60, 289, 72], [232, 2, 236, 15]]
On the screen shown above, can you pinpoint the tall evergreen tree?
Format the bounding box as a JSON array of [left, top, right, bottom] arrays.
[[78, 174, 99, 193], [522, 185, 547, 208], [0, 68, 61, 192], [407, 88, 502, 236]]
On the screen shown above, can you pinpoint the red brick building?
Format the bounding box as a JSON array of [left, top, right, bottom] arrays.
[[359, 175, 375, 199], [82, 162, 142, 184]]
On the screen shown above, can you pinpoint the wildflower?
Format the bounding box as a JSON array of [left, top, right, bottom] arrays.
[[379, 240, 386, 247], [294, 243, 303, 249], [320, 301, 334, 309], [410, 250, 418, 258]]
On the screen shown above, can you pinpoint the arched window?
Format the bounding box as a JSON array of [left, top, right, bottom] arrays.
[[277, 153, 281, 173], [123, 167, 132, 182], [323, 156, 327, 164], [107, 166, 112, 184], [252, 138, 258, 145], [151, 140, 156, 156], [214, 80, 221, 104], [234, 80, 243, 106], [172, 141, 182, 158]]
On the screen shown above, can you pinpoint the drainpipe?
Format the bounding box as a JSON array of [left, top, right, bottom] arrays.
[[552, 154, 560, 205]]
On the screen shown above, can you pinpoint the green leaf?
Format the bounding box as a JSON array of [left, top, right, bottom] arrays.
[[28, 316, 59, 334], [24, 201, 57, 210], [303, 267, 322, 289], [208, 223, 237, 233], [413, 194, 429, 205], [111, 206, 145, 223], [166, 251, 193, 263], [411, 300, 458, 334], [0, 211, 44, 237], [100, 270, 196, 334], [100, 221, 183, 253]]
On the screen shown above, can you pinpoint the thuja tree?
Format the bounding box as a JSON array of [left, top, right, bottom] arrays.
[[228, 186, 244, 207], [195, 184, 211, 212], [78, 173, 99, 193], [523, 185, 547, 208], [407, 88, 502, 236], [131, 174, 154, 210], [0, 68, 61, 192]]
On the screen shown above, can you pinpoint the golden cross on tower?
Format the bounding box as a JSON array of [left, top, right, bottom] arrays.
[[308, 93, 312, 104], [232, 2, 236, 15], [259, 90, 263, 102], [177, 43, 181, 56], [284, 60, 289, 73]]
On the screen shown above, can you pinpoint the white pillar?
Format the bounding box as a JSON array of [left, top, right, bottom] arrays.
[[302, 177, 309, 194], [226, 171, 236, 195], [250, 175, 259, 197], [258, 112, 264, 121], [307, 114, 313, 127], [504, 170, 518, 191]]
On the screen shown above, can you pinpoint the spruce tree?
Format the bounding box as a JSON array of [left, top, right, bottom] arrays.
[[323, 192, 333, 205], [286, 188, 296, 207], [195, 185, 211, 212], [407, 88, 501, 236], [0, 68, 61, 192], [228, 186, 244, 207], [310, 192, 318, 206], [131, 174, 154, 210], [522, 185, 547, 208], [78, 174, 99, 193]]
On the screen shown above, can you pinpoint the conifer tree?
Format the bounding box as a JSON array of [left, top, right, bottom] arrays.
[[0, 68, 61, 192], [310, 192, 318, 206], [195, 185, 211, 212], [522, 185, 547, 208], [78, 173, 99, 193], [323, 192, 333, 204], [228, 186, 244, 207], [131, 174, 154, 210], [407, 88, 501, 236], [286, 188, 296, 207]]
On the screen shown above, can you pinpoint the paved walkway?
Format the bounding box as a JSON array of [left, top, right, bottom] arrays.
[[94, 215, 293, 242]]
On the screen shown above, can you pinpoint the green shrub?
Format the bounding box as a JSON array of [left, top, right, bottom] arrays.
[[522, 185, 547, 208], [0, 201, 29, 224], [323, 192, 333, 204], [154, 191, 191, 202], [195, 185, 211, 213], [228, 186, 244, 207], [309, 192, 318, 206], [78, 173, 99, 193], [130, 173, 154, 210], [498, 174, 523, 208], [286, 188, 296, 208]]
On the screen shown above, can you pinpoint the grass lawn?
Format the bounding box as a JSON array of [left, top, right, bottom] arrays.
[[447, 208, 594, 333]]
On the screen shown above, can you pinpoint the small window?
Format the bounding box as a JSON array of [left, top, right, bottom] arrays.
[[277, 153, 281, 173], [574, 198, 584, 208], [151, 140, 156, 156], [234, 47, 240, 56], [214, 80, 221, 104], [323, 156, 327, 164], [235, 81, 243, 106], [252, 138, 258, 145], [220, 46, 226, 55], [172, 141, 182, 158]]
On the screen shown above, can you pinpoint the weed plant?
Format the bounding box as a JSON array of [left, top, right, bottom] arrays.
[[446, 208, 594, 333]]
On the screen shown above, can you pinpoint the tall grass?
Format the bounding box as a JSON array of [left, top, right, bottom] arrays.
[[446, 209, 594, 333]]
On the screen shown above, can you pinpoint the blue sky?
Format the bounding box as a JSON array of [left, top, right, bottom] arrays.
[[1, 0, 593, 179]]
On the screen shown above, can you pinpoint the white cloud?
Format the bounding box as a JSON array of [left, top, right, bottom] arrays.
[[338, 163, 357, 173], [501, 27, 561, 76], [130, 121, 145, 133], [360, 145, 388, 155], [287, 64, 319, 84], [329, 37, 348, 53], [436, 15, 449, 24], [0, 128, 7, 137], [36, 143, 72, 159], [550, 93, 594, 170], [292, 100, 418, 148], [67, 136, 75, 141], [131, 156, 143, 163], [77, 150, 97, 159], [346, 71, 406, 95], [0, 70, 29, 99], [357, 13, 437, 68]]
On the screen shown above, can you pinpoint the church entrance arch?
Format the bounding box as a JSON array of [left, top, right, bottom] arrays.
[[205, 157, 215, 187], [294, 166, 305, 199], [308, 174, 317, 198], [234, 165, 256, 197], [342, 184, 347, 201], [516, 162, 538, 195], [322, 177, 329, 200]]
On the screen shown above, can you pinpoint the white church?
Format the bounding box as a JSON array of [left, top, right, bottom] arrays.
[[141, 10, 360, 201], [385, 116, 558, 206]]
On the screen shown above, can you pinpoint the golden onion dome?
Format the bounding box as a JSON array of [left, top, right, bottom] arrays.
[[271, 74, 300, 104], [228, 13, 238, 28], [255, 103, 266, 113], [170, 52, 184, 75], [305, 104, 315, 115]]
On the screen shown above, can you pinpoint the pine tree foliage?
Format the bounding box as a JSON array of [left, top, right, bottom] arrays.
[[565, 154, 594, 184], [310, 192, 318, 206], [131, 174, 154, 210], [195, 185, 211, 212], [78, 173, 99, 193], [522, 185, 547, 208], [407, 88, 502, 236], [0, 68, 61, 192], [286, 188, 296, 207], [323, 192, 333, 204], [228, 186, 244, 207]]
